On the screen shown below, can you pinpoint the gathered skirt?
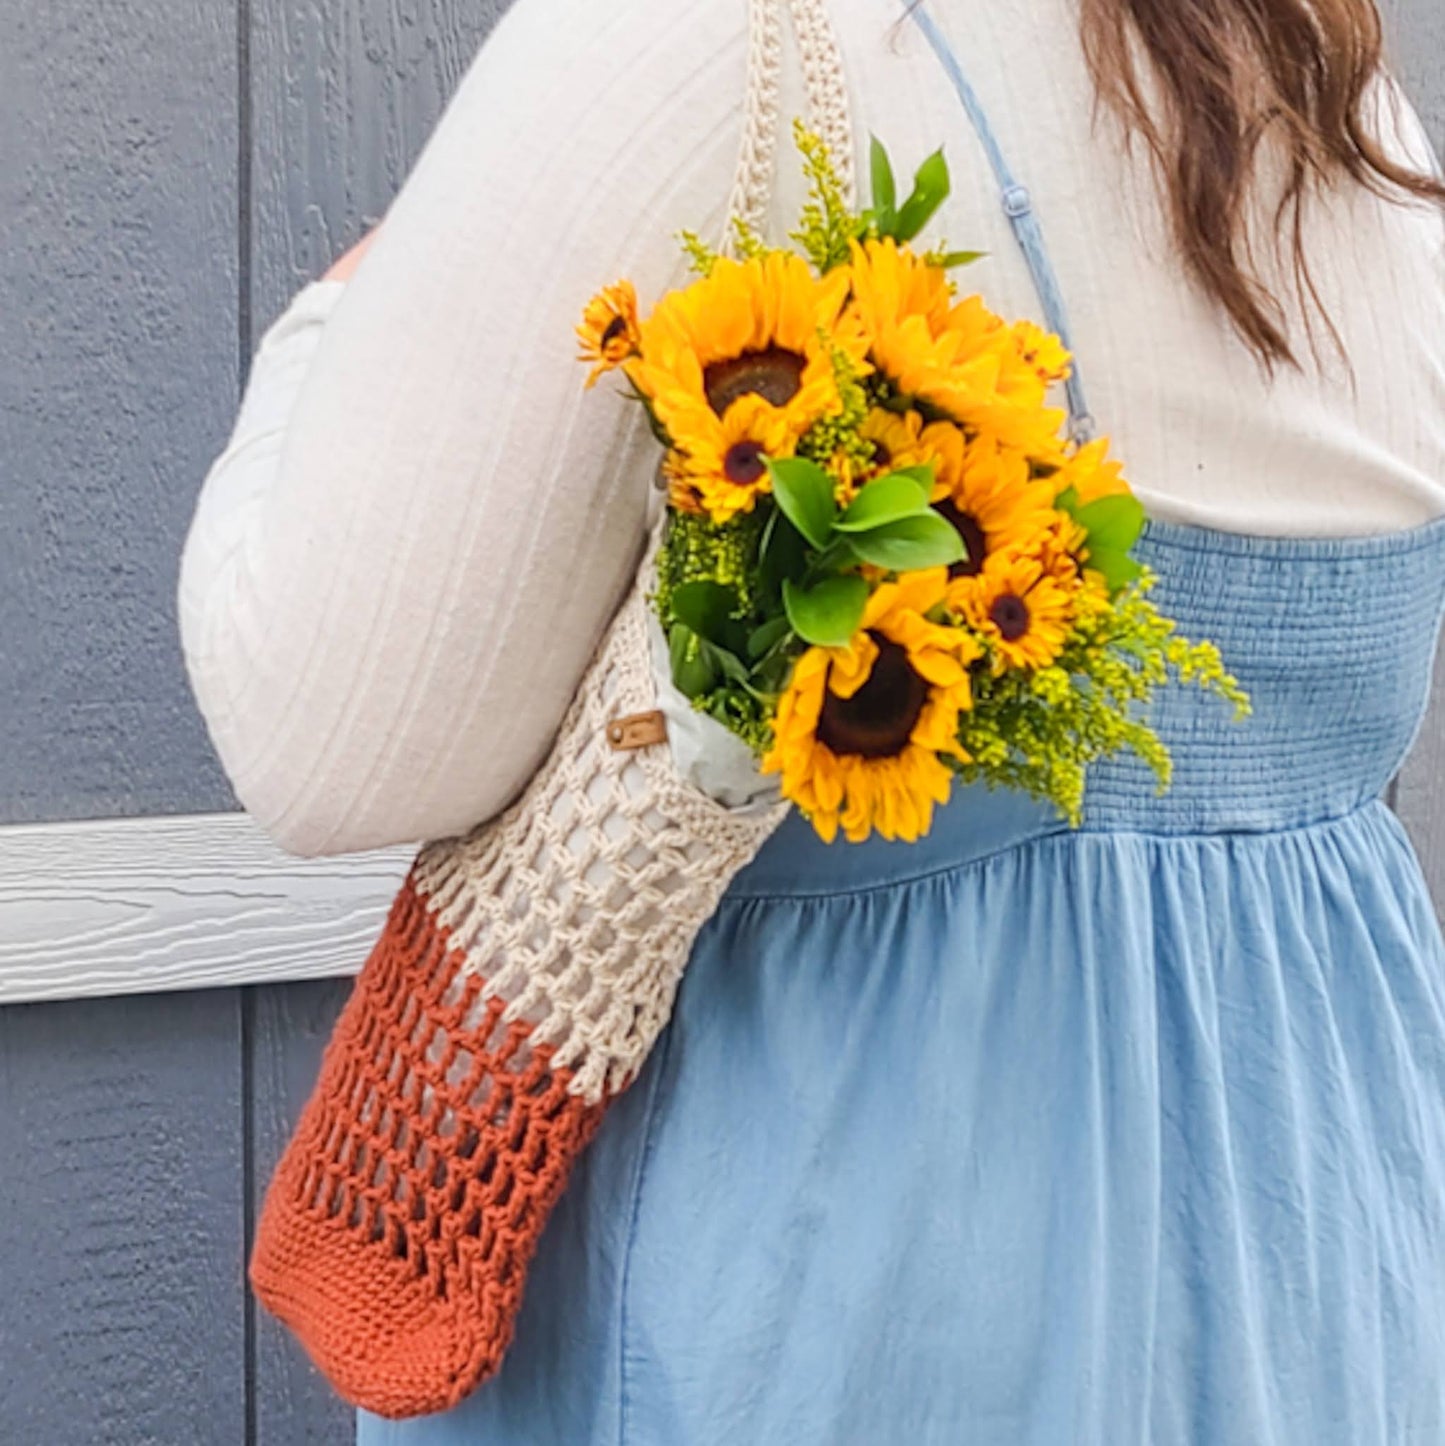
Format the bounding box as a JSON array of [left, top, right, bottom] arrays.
[[360, 512, 1445, 1444]]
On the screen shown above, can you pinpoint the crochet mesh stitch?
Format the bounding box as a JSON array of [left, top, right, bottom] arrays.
[[250, 514, 789, 1419]]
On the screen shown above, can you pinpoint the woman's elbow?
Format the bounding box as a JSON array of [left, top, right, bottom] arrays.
[[230, 755, 524, 860], [233, 776, 426, 860], [179, 623, 526, 860]]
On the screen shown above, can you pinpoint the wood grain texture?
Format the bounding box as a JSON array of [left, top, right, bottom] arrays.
[[0, 811, 414, 1005], [0, 0, 241, 824], [0, 990, 245, 1443], [1383, 0, 1445, 154], [248, 0, 514, 341], [1384, 8, 1445, 909], [249, 980, 355, 1445]]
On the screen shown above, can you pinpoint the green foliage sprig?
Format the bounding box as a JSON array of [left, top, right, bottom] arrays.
[[955, 574, 1252, 825], [791, 125, 985, 276]]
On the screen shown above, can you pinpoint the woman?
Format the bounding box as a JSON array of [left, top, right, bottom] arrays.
[[178, 0, 1445, 1441]]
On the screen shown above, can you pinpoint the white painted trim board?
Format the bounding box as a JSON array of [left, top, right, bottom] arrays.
[[0, 811, 416, 1005]]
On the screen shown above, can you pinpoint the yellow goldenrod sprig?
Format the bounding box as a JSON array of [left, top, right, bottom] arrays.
[[789, 121, 857, 273]]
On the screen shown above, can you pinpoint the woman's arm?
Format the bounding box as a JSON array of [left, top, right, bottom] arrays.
[[177, 0, 754, 856]]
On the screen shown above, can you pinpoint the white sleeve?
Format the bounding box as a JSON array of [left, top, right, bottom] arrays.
[[177, 0, 752, 857]]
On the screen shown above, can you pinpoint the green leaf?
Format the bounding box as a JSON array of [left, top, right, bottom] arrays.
[[747, 614, 793, 660], [845, 512, 965, 571], [1085, 548, 1145, 595], [758, 507, 810, 608], [782, 574, 869, 648], [869, 135, 897, 222], [1075, 494, 1145, 553], [757, 508, 815, 604], [835, 472, 934, 533], [700, 637, 754, 686], [883, 463, 937, 494], [808, 534, 861, 575], [669, 580, 739, 646], [1053, 484, 1082, 515], [767, 456, 837, 550], [894, 148, 951, 241], [669, 622, 717, 698], [753, 654, 794, 694], [936, 249, 986, 268]]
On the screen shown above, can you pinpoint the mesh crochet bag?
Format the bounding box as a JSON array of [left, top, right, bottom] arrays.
[[249, 0, 855, 1417]]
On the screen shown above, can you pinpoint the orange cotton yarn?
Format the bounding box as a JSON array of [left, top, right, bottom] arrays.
[[249, 507, 789, 1418], [249, 870, 608, 1419]]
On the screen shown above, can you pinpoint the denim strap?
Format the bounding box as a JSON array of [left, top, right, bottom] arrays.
[[907, 2, 1097, 446]]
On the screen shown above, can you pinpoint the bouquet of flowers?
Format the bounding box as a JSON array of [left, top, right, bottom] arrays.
[[580, 124, 1250, 843]]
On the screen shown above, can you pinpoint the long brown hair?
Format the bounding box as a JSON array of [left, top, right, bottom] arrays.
[[912, 0, 1445, 375]]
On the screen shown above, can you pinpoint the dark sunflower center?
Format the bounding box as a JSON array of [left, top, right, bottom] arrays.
[[989, 593, 1030, 641], [816, 632, 928, 760], [601, 315, 629, 346], [870, 440, 892, 467], [724, 441, 767, 485], [703, 347, 807, 416], [932, 496, 987, 578]]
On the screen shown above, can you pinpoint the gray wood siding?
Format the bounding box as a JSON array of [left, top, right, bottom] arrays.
[[0, 3, 1442, 1442], [0, 991, 246, 1442], [0, 2, 511, 1440], [249, 981, 356, 1444], [1385, 0, 1445, 146], [1386, 0, 1445, 906], [0, 0, 240, 825], [0, 1, 249, 1441]]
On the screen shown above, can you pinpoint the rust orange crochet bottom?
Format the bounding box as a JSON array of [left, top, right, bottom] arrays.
[[250, 871, 610, 1419]]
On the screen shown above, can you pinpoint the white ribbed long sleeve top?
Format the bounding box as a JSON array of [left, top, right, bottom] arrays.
[[177, 0, 1445, 859]]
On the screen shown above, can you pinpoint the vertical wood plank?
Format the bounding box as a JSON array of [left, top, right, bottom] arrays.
[[0, 992, 246, 1443], [244, 3, 514, 1434], [0, 0, 241, 824], [0, 0, 250, 1439], [249, 980, 355, 1445], [248, 0, 514, 340], [1383, 0, 1445, 153], [1384, 7, 1445, 910]]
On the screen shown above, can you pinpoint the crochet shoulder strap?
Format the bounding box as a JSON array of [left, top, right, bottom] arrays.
[[723, 0, 857, 249]]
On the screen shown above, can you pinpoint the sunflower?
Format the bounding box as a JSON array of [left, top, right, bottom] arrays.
[[1033, 508, 1091, 587], [831, 406, 937, 504], [576, 280, 641, 387], [659, 450, 705, 516], [662, 394, 800, 523], [845, 239, 1069, 457], [1011, 320, 1072, 386], [960, 547, 1076, 672], [760, 569, 982, 843], [924, 422, 1058, 606], [845, 238, 989, 401], [626, 252, 867, 483], [1050, 434, 1130, 507]]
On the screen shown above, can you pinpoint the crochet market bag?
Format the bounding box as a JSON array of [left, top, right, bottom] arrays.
[[249, 0, 853, 1419]]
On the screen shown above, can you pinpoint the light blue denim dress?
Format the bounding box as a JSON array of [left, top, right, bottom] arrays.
[[359, 11, 1445, 1444]]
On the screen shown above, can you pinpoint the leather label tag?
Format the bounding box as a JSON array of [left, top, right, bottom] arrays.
[[606, 709, 668, 751]]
